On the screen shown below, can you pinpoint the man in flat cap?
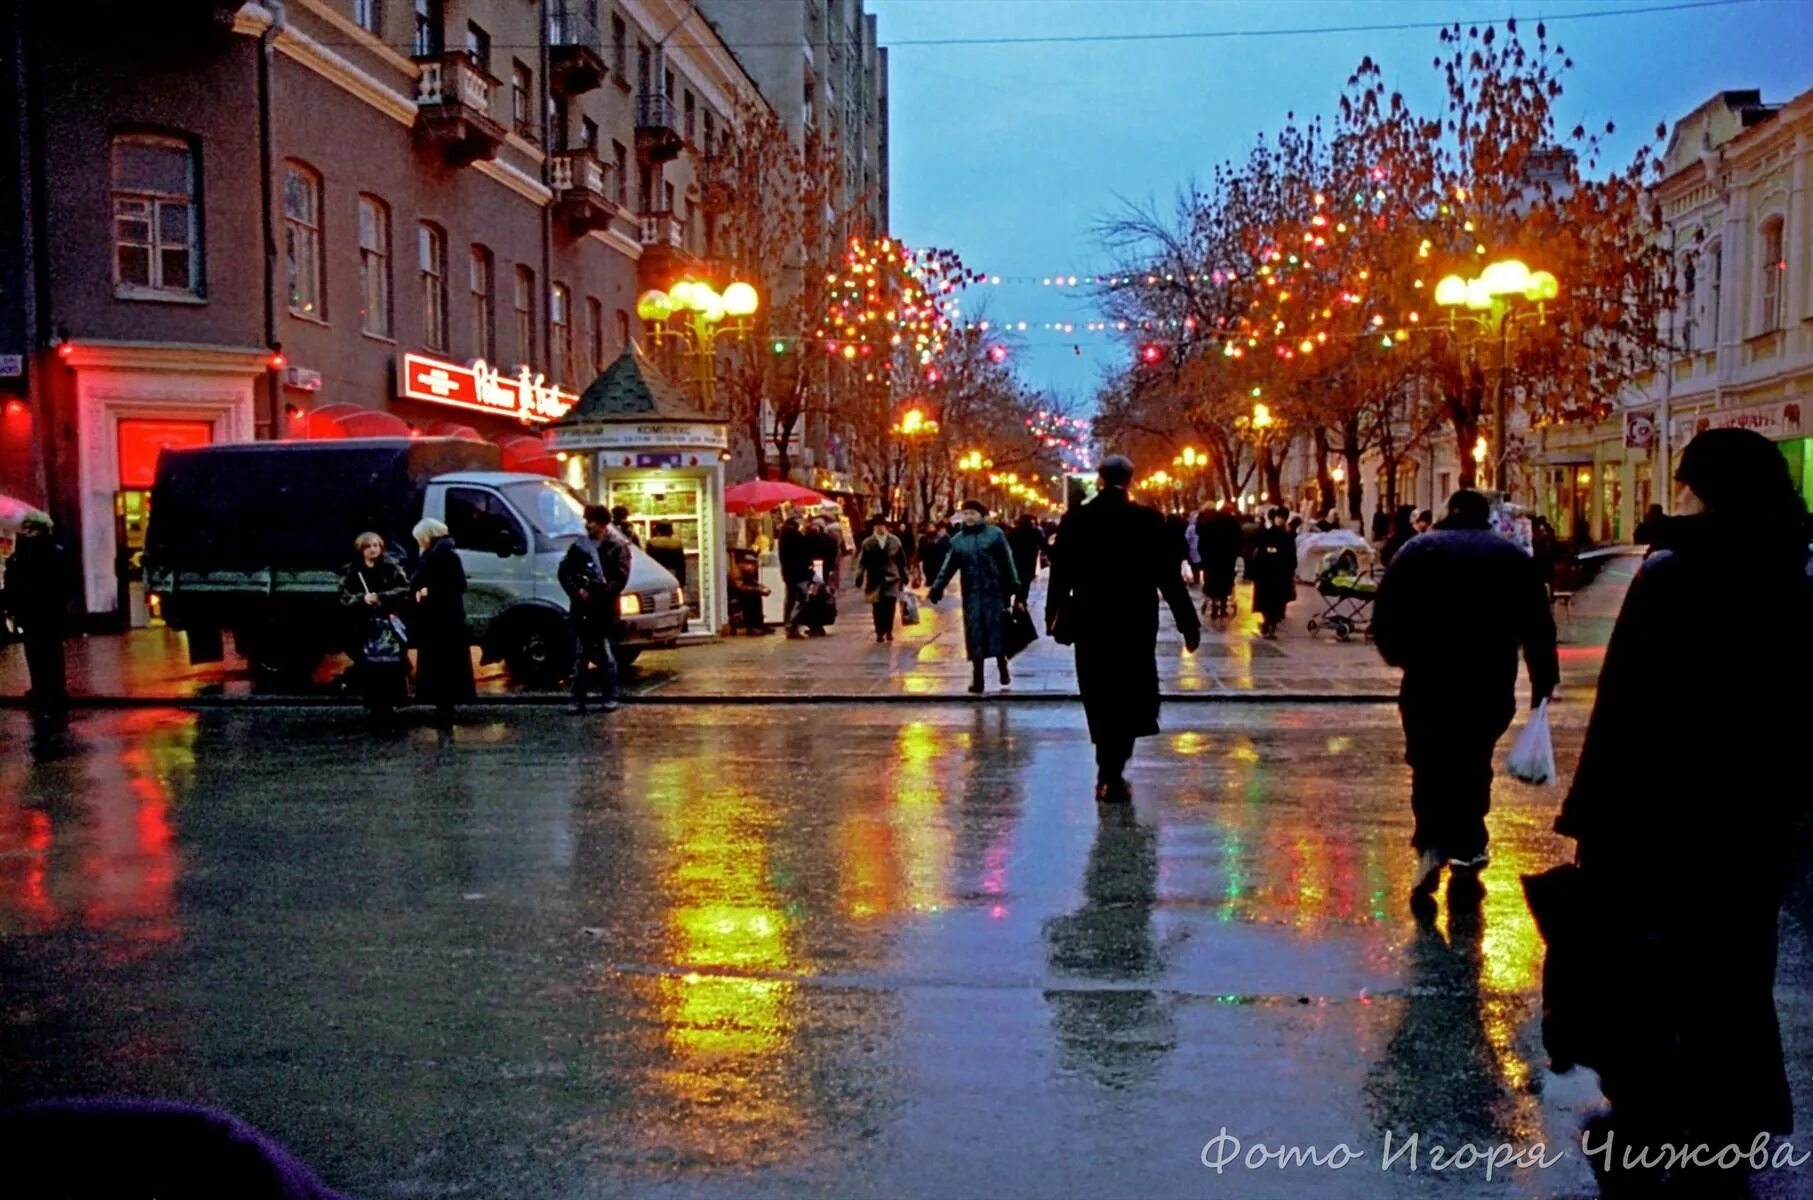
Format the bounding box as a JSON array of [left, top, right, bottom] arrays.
[[1046, 455, 1201, 803]]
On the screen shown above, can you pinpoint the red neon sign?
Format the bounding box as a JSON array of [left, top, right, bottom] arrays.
[[397, 353, 577, 425]]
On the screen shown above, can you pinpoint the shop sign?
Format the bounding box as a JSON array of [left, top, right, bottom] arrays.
[[397, 353, 576, 424], [1622, 411, 1657, 450], [1678, 400, 1804, 442], [0, 354, 22, 378], [636, 453, 684, 468], [546, 420, 728, 451]]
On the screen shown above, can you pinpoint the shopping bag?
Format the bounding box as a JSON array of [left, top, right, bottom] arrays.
[[362, 614, 408, 665], [1506, 699, 1557, 785], [899, 591, 921, 626], [801, 582, 837, 627], [1004, 603, 1039, 658]]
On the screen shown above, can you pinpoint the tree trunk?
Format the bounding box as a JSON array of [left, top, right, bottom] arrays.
[[1313, 426, 1337, 517]]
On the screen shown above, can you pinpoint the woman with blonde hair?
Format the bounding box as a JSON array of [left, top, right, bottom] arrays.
[[408, 518, 472, 729], [338, 531, 410, 719]]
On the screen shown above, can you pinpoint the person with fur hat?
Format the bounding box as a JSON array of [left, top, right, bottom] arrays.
[[927, 499, 1019, 693]]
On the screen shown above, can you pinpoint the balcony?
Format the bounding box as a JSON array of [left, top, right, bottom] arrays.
[[548, 4, 606, 95], [413, 52, 506, 166], [550, 151, 620, 235], [635, 93, 684, 163], [636, 210, 698, 285]]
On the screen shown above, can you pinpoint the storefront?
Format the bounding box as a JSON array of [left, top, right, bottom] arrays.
[[59, 342, 265, 622], [545, 348, 728, 636], [1676, 399, 1809, 507]]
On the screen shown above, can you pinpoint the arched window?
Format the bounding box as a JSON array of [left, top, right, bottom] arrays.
[[283, 161, 324, 319], [357, 194, 391, 338], [1759, 216, 1785, 333], [418, 222, 448, 350], [1678, 252, 1695, 353], [111, 132, 199, 297]]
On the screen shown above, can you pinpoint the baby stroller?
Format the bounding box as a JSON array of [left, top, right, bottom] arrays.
[[1305, 548, 1378, 642]]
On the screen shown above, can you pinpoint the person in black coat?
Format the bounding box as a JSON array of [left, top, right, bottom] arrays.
[[1007, 513, 1046, 606], [1380, 504, 1418, 567], [1, 511, 69, 746], [1372, 489, 1558, 903], [559, 504, 632, 713], [800, 517, 841, 636], [1249, 507, 1298, 638], [1046, 455, 1202, 804], [918, 522, 950, 587], [338, 531, 411, 719], [1554, 429, 1810, 1176], [1197, 502, 1245, 619], [1371, 501, 1391, 543], [409, 519, 473, 730], [777, 517, 811, 637]]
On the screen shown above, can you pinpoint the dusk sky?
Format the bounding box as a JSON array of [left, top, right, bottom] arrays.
[[863, 0, 1813, 406]]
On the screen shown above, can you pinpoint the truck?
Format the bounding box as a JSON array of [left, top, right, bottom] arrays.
[[143, 438, 687, 682]]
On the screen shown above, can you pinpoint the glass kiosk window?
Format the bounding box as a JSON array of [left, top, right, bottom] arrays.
[[608, 477, 703, 619]]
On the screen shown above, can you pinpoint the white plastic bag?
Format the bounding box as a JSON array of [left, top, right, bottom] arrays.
[[1506, 699, 1557, 786]]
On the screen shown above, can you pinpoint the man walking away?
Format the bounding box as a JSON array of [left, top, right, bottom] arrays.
[[609, 504, 642, 548], [1198, 501, 1244, 620], [646, 521, 687, 596], [802, 517, 840, 635], [1046, 456, 1201, 804], [1007, 513, 1046, 606], [778, 517, 812, 638], [1372, 489, 1559, 905], [918, 521, 949, 588], [560, 504, 631, 714], [2, 511, 69, 751]]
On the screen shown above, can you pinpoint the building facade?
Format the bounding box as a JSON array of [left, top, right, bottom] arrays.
[[0, 0, 765, 620]]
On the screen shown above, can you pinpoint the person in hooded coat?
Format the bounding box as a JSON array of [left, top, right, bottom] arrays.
[[409, 518, 474, 729], [1046, 456, 1202, 803], [928, 500, 1019, 693], [1553, 429, 1811, 1182]]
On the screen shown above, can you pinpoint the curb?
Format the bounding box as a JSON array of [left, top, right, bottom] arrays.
[[0, 690, 1403, 711]]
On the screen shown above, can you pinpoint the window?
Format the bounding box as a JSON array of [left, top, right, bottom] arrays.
[[586, 296, 604, 373], [354, 0, 381, 35], [1709, 241, 1722, 347], [111, 132, 198, 297], [512, 61, 534, 141], [550, 283, 573, 387], [637, 163, 652, 213], [615, 308, 630, 352], [1679, 253, 1695, 353], [663, 180, 675, 214], [469, 245, 495, 361], [514, 265, 536, 368], [580, 116, 598, 151], [465, 21, 489, 73], [282, 161, 323, 319], [418, 222, 447, 350], [357, 194, 391, 338], [550, 94, 568, 151], [612, 140, 628, 207], [664, 68, 674, 102], [412, 0, 441, 55], [1760, 217, 1785, 333], [684, 90, 696, 142], [703, 110, 715, 156], [636, 41, 650, 95], [445, 487, 526, 557], [611, 15, 627, 78]]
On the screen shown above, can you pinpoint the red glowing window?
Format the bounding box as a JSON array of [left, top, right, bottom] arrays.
[[117, 419, 212, 488]]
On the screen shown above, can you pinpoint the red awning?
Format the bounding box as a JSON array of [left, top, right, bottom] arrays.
[[423, 420, 485, 442], [298, 404, 412, 439]]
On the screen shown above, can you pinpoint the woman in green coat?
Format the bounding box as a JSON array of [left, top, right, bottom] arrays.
[[928, 500, 1020, 693]]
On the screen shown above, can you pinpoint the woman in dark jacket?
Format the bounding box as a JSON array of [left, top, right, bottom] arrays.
[[1380, 504, 1417, 567], [409, 518, 474, 729], [1554, 429, 1810, 1185], [1249, 507, 1298, 639], [338, 531, 411, 718], [927, 500, 1020, 693]]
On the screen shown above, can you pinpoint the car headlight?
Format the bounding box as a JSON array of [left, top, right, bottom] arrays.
[[674, 587, 685, 607], [619, 593, 642, 616]]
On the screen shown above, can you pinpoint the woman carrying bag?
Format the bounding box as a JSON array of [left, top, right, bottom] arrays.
[[338, 532, 410, 720], [409, 518, 474, 730], [927, 500, 1020, 694], [855, 517, 909, 643]]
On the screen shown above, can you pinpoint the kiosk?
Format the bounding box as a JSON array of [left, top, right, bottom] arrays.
[[546, 348, 729, 637]]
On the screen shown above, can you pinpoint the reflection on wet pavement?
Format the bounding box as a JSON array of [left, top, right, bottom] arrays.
[[0, 703, 1807, 1198]]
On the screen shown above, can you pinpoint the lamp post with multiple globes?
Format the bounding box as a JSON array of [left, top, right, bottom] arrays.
[[1433, 259, 1558, 493], [635, 279, 760, 412]]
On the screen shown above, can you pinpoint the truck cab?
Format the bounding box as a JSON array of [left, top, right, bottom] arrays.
[[423, 473, 687, 679]]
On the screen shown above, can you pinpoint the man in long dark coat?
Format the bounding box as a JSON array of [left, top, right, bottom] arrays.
[[1046, 455, 1201, 804], [1372, 489, 1558, 903], [559, 504, 631, 714], [2, 511, 69, 749], [1197, 501, 1245, 618]]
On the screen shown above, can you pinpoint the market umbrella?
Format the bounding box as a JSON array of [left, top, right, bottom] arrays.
[[0, 493, 39, 531], [723, 479, 826, 514]]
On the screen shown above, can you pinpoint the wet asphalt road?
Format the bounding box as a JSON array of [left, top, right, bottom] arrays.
[[2, 703, 1810, 1199]]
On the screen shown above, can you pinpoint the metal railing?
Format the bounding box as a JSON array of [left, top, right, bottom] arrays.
[[548, 3, 604, 57], [635, 92, 676, 130]]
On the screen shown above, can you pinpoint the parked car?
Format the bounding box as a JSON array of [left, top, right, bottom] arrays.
[[144, 438, 686, 683]]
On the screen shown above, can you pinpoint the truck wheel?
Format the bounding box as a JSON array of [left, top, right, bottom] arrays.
[[504, 613, 570, 687], [237, 628, 323, 680], [617, 646, 641, 669]]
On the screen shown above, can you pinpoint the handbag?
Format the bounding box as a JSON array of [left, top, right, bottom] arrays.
[[362, 613, 408, 665], [802, 581, 838, 627], [1521, 863, 1614, 1073], [1004, 602, 1039, 658], [899, 591, 921, 626]]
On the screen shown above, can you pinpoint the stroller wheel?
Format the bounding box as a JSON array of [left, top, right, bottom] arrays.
[[1334, 621, 1352, 642], [1306, 619, 1318, 633]]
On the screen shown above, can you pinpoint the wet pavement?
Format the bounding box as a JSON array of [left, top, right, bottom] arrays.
[[2, 698, 1810, 1198], [0, 562, 1629, 705]]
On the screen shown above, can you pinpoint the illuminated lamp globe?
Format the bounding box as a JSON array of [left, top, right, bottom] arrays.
[[1433, 276, 1469, 308], [1464, 278, 1495, 310], [667, 281, 702, 311], [722, 281, 760, 317], [636, 289, 673, 322], [1480, 259, 1533, 297], [1525, 270, 1560, 302]]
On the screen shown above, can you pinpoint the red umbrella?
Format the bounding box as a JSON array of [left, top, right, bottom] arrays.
[[723, 479, 826, 514]]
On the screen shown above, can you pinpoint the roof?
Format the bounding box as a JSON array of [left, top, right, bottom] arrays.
[[555, 346, 712, 425]]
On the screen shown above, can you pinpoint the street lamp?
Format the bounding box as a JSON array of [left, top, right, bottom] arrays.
[[1434, 258, 1558, 492], [637, 278, 760, 411]]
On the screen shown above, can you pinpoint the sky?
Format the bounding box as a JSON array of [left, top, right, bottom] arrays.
[[863, 0, 1813, 406]]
